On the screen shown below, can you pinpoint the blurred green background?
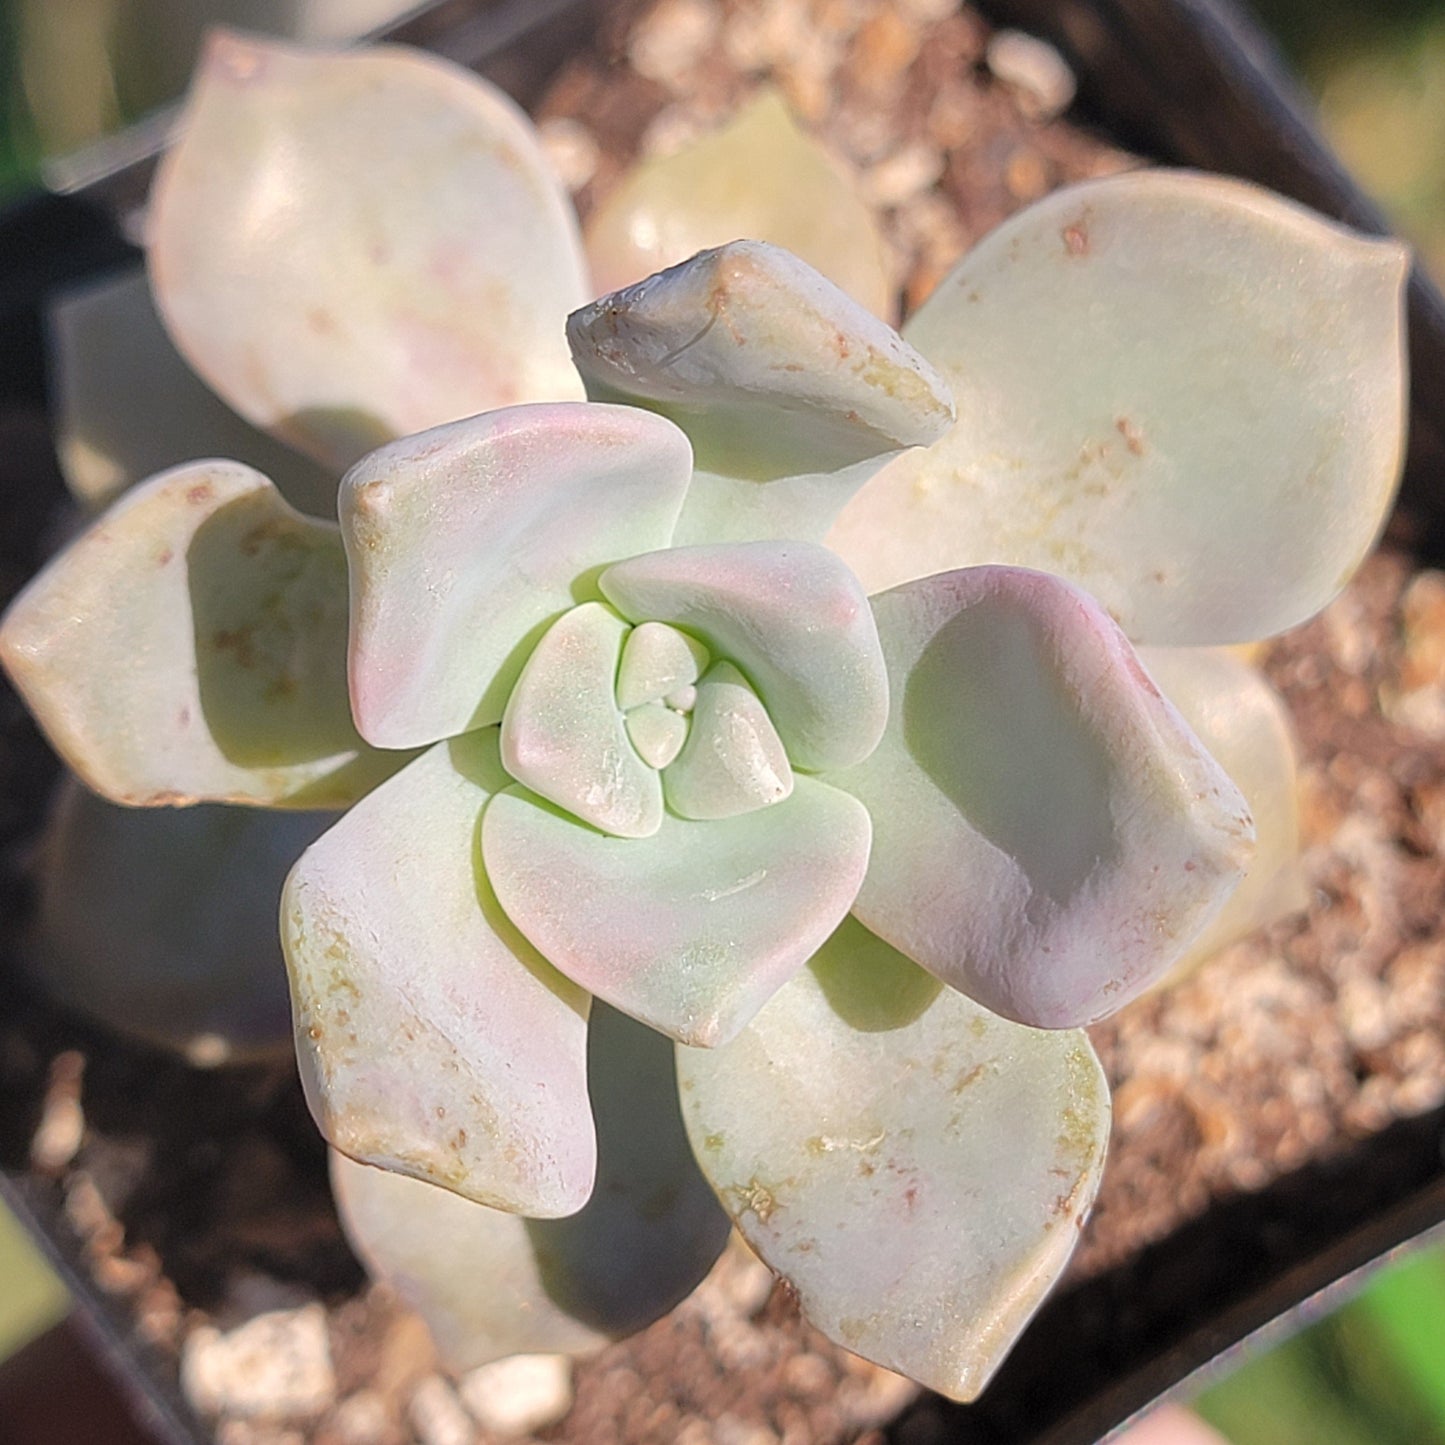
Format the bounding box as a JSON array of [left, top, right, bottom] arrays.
[[0, 1, 1443, 1441]]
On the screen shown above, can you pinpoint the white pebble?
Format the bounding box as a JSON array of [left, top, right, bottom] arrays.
[[181, 1304, 335, 1420], [459, 1353, 574, 1437], [631, 0, 722, 87], [409, 1375, 475, 1445], [986, 29, 1077, 121], [539, 117, 599, 193], [331, 1390, 394, 1445]]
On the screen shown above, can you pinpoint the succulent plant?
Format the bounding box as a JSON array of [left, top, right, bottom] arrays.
[[0, 30, 1409, 1402]]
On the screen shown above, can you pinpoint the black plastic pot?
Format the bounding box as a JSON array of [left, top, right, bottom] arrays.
[[2, 2, 1444, 1442]]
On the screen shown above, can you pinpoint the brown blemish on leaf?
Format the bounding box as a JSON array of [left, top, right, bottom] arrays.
[[729, 1177, 781, 1224], [1062, 220, 1089, 256], [1115, 416, 1146, 456], [187, 483, 215, 506]]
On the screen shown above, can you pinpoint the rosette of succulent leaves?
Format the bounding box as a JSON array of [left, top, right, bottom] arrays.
[[0, 33, 1407, 1401]]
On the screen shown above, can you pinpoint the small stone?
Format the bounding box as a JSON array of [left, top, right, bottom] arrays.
[[459, 1353, 574, 1437], [539, 117, 599, 193], [32, 1050, 85, 1171], [182, 1304, 336, 1421], [782, 1352, 834, 1398], [851, 8, 921, 97], [408, 1375, 474, 1445], [631, 0, 722, 88], [715, 1234, 777, 1316], [985, 29, 1077, 121], [862, 143, 945, 208], [330, 1390, 397, 1445], [896, 0, 960, 22], [714, 1416, 781, 1445]]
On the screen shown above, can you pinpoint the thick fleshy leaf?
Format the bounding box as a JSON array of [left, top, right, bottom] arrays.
[[827, 171, 1409, 644], [616, 622, 708, 710], [282, 729, 593, 1215], [567, 242, 954, 545], [625, 702, 689, 769], [49, 269, 338, 517], [482, 777, 871, 1047], [331, 1004, 729, 1370], [501, 604, 662, 838], [0, 460, 398, 808], [148, 31, 588, 472], [827, 566, 1254, 1028], [663, 662, 793, 819], [600, 542, 888, 772], [1141, 646, 1307, 971], [342, 404, 693, 748], [677, 917, 1110, 1402], [585, 90, 895, 319], [27, 779, 332, 1064]]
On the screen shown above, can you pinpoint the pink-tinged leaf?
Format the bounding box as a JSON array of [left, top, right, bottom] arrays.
[[600, 541, 888, 772], [0, 460, 401, 808], [568, 242, 953, 545], [50, 268, 337, 518], [481, 778, 871, 1048], [828, 171, 1408, 644], [331, 1004, 729, 1370], [342, 403, 693, 749], [616, 622, 708, 711], [663, 662, 793, 820], [500, 603, 662, 838], [282, 729, 593, 1216], [27, 779, 332, 1065], [586, 90, 895, 319], [1140, 646, 1307, 971], [826, 566, 1254, 1028], [148, 31, 588, 472], [677, 917, 1110, 1401]]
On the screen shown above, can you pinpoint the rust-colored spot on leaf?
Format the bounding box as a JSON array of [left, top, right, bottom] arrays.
[[1062, 221, 1089, 257], [1115, 416, 1145, 455], [187, 483, 215, 506]]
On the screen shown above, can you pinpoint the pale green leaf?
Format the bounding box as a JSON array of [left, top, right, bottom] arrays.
[[1141, 645, 1307, 972], [0, 460, 400, 808], [663, 662, 793, 819], [677, 917, 1110, 1401], [501, 603, 662, 838], [27, 778, 331, 1064], [828, 170, 1408, 644], [282, 729, 593, 1216], [331, 1004, 729, 1370], [482, 777, 871, 1047], [601, 541, 888, 772], [50, 268, 337, 517], [616, 621, 708, 710], [625, 701, 689, 769], [148, 31, 588, 472], [569, 242, 953, 545], [586, 89, 895, 319], [342, 404, 693, 748]]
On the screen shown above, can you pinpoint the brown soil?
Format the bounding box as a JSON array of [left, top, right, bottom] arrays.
[[2, 2, 1443, 1444]]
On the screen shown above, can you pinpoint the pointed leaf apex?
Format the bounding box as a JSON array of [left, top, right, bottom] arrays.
[[569, 241, 954, 451]]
